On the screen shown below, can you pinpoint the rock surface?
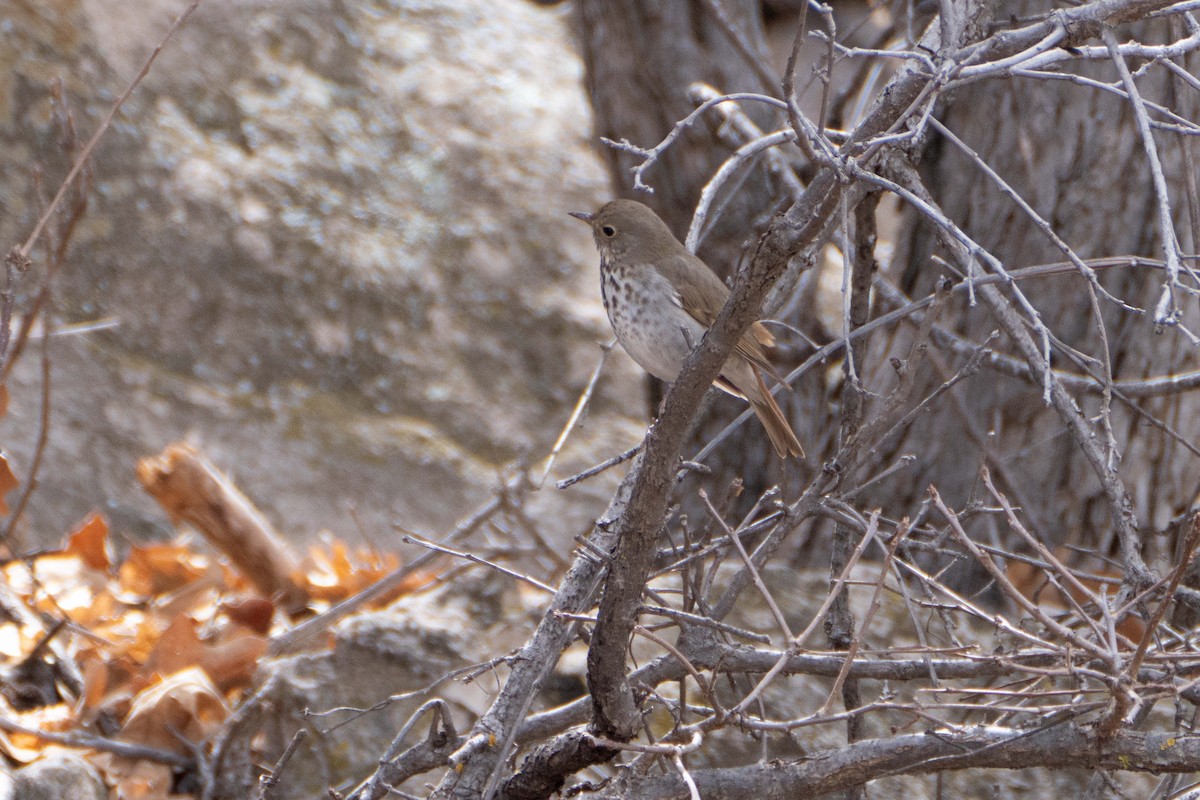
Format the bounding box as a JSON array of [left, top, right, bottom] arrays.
[[247, 572, 539, 797], [0, 0, 643, 550], [9, 752, 107, 800]]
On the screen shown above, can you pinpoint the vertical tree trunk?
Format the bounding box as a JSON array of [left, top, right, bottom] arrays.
[[876, 13, 1200, 562]]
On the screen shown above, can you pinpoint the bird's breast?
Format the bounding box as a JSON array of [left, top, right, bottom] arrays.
[[600, 261, 704, 383]]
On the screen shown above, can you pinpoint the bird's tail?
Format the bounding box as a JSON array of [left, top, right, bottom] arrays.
[[748, 370, 804, 459]]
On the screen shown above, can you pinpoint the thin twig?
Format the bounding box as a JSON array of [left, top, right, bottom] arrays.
[[256, 729, 309, 800], [8, 0, 203, 268], [1103, 26, 1191, 330], [2, 312, 52, 545], [536, 339, 616, 487], [556, 443, 642, 489], [400, 533, 556, 595], [0, 715, 191, 766]]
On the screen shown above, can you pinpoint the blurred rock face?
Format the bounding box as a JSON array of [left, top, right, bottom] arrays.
[[0, 0, 643, 547]]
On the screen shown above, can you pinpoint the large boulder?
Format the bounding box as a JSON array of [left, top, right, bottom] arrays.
[[0, 0, 643, 550]]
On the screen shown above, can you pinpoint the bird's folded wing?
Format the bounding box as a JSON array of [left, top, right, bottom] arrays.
[[662, 254, 789, 387]]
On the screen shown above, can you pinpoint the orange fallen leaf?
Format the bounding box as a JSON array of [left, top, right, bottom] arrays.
[[199, 628, 267, 691], [74, 645, 136, 724], [219, 596, 275, 636], [78, 654, 109, 713], [119, 543, 209, 596], [303, 540, 402, 602], [118, 612, 164, 667], [144, 615, 205, 681], [91, 752, 174, 800], [5, 554, 111, 623], [1, 705, 74, 763], [145, 614, 267, 692], [0, 453, 18, 516], [67, 512, 111, 572], [120, 667, 228, 754]]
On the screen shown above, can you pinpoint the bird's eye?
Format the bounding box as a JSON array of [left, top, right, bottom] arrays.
[[601, 225, 616, 237]]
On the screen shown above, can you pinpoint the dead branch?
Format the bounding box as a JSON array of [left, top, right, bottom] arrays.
[[136, 443, 308, 614]]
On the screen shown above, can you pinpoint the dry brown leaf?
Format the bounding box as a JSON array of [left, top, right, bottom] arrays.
[[91, 751, 174, 800], [1, 705, 74, 763], [218, 596, 275, 636], [116, 613, 161, 667], [4, 554, 111, 623], [120, 667, 228, 754], [144, 615, 205, 680], [151, 582, 220, 625], [75, 643, 139, 714], [66, 512, 111, 572], [199, 628, 267, 691], [144, 614, 266, 692], [0, 728, 44, 765], [303, 540, 402, 602], [119, 544, 209, 596], [78, 653, 109, 712], [0, 453, 19, 516]]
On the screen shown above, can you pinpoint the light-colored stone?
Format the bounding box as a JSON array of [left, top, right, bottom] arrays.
[[251, 572, 536, 798], [11, 752, 106, 800], [0, 0, 643, 550]]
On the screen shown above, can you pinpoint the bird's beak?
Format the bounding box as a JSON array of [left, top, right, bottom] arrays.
[[568, 211, 594, 223]]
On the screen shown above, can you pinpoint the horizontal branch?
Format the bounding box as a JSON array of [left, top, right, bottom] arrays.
[[514, 642, 1068, 747], [588, 724, 1200, 799]]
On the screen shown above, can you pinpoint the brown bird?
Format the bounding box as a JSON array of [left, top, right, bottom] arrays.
[[570, 199, 803, 459]]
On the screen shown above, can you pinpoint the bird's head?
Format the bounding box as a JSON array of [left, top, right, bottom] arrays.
[[569, 199, 681, 262]]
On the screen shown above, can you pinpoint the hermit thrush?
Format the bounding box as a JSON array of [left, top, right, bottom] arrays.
[[570, 199, 804, 459]]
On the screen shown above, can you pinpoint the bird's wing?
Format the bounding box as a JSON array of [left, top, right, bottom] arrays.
[[660, 253, 788, 385], [656, 252, 729, 326]]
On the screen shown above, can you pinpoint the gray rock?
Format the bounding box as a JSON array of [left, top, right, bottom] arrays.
[[245, 572, 536, 798], [0, 0, 642, 550], [10, 753, 106, 800]]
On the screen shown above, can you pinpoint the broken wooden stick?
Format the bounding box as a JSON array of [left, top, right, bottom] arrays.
[[136, 443, 308, 614]]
